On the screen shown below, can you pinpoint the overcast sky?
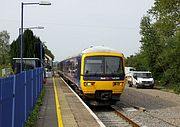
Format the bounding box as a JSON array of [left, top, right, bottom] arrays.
[[0, 0, 154, 61]]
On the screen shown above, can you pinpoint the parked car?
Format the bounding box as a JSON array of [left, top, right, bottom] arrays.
[[126, 70, 154, 88]]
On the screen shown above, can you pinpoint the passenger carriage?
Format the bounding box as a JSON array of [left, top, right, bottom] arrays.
[[58, 46, 126, 105]]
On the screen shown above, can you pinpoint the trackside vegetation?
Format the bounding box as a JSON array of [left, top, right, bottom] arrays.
[[0, 29, 54, 77], [25, 87, 45, 127], [126, 0, 180, 93], [0, 31, 11, 77], [10, 29, 54, 68]]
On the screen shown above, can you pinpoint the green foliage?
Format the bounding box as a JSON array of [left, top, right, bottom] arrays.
[[140, 16, 165, 76], [25, 87, 45, 127], [0, 31, 12, 77], [0, 30, 10, 65], [0, 64, 13, 78], [10, 29, 54, 70], [44, 45, 54, 61], [174, 83, 180, 94], [126, 53, 148, 71], [23, 30, 36, 58], [127, 0, 180, 93], [10, 30, 44, 67]]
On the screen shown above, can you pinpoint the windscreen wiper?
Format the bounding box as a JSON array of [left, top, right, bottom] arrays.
[[93, 65, 103, 76], [106, 64, 115, 74]]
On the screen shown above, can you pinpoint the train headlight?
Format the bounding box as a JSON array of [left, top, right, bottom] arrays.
[[113, 82, 123, 86], [84, 82, 95, 86]]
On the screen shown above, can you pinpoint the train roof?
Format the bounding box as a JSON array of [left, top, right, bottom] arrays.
[[62, 46, 123, 61], [81, 46, 122, 54]]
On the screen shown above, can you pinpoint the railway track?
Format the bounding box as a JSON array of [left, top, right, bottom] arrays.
[[61, 77, 142, 127], [92, 105, 141, 127]]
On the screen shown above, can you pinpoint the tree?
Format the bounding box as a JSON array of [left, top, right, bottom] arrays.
[[128, 0, 180, 91], [10, 29, 54, 70], [148, 0, 180, 86], [44, 46, 54, 61], [0, 30, 10, 65], [10, 29, 44, 68], [126, 53, 148, 71], [140, 16, 166, 77]]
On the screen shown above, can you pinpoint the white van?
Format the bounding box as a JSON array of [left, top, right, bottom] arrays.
[[126, 71, 154, 88]]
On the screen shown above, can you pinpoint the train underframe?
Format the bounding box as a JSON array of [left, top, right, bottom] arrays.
[[61, 76, 121, 106], [83, 91, 121, 106], [73, 84, 121, 106]]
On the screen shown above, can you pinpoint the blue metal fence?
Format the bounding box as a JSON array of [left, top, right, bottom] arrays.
[[0, 67, 43, 127]]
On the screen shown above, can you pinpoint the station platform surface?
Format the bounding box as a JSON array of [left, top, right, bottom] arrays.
[[36, 77, 101, 127]]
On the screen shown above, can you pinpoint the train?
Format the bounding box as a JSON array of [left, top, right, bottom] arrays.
[[57, 46, 126, 105]]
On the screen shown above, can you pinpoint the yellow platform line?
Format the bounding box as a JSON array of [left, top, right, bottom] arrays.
[[53, 77, 64, 127]]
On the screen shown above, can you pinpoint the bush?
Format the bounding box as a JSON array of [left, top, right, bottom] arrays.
[[174, 83, 180, 94], [25, 87, 45, 127]]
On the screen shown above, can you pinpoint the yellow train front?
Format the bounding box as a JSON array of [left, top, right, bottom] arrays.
[[58, 46, 126, 106]]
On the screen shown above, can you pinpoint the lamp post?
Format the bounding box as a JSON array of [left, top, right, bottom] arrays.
[[20, 1, 51, 72]]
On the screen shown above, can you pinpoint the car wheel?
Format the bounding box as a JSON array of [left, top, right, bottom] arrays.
[[129, 83, 133, 87], [135, 83, 139, 89], [150, 85, 154, 89], [128, 81, 133, 87]]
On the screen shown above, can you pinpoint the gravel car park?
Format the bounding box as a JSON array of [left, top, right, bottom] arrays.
[[117, 85, 180, 127]]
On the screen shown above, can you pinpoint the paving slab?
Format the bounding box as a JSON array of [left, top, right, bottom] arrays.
[[56, 78, 101, 127], [36, 77, 101, 127], [36, 78, 58, 127]]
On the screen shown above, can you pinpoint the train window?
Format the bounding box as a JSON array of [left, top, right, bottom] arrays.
[[105, 57, 123, 75], [84, 57, 103, 75], [84, 56, 124, 76]]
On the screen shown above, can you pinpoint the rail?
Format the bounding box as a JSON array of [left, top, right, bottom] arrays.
[[111, 105, 140, 127]]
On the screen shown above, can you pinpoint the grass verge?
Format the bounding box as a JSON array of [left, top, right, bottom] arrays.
[[25, 86, 45, 127], [155, 84, 180, 94]]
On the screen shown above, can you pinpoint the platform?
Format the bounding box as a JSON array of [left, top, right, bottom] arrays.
[[36, 77, 102, 127]]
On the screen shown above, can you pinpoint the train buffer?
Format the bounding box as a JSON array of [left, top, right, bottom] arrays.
[[36, 77, 102, 127]]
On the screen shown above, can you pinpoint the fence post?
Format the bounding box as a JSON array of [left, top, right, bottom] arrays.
[[36, 69, 38, 99], [42, 68, 43, 89], [41, 68, 43, 90], [31, 70, 33, 108], [24, 71, 27, 122], [0, 79, 2, 127], [37, 69, 39, 97], [11, 76, 16, 127], [39, 68, 41, 94]]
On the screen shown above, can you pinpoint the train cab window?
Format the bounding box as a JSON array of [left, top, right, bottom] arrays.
[[84, 57, 103, 75], [84, 56, 124, 76], [105, 57, 122, 75]]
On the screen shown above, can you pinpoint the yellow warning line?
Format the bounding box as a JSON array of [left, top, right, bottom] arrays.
[[53, 77, 64, 127]]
